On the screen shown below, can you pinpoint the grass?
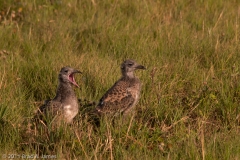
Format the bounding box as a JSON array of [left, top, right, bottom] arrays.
[[0, 0, 240, 159]]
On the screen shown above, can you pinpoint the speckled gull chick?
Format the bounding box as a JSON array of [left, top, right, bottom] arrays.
[[95, 59, 146, 116], [37, 66, 81, 124]]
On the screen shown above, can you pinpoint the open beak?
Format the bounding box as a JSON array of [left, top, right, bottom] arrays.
[[73, 69, 82, 74], [69, 69, 82, 87]]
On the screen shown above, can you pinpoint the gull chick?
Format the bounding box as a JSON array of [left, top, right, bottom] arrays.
[[37, 66, 82, 124], [96, 59, 146, 116]]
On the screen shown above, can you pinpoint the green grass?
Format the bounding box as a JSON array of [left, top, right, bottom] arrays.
[[0, 0, 240, 159]]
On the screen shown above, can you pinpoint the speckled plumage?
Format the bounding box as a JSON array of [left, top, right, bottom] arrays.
[[96, 59, 146, 116], [37, 67, 81, 124]]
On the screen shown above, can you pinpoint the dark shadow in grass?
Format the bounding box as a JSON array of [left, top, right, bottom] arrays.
[[76, 98, 100, 128]]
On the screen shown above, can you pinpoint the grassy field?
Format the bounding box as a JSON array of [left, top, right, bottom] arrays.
[[0, 0, 240, 159]]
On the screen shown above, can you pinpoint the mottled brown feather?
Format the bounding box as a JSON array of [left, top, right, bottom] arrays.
[[96, 59, 145, 116]]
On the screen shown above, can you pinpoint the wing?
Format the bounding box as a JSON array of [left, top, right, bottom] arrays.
[[96, 80, 135, 114], [36, 100, 63, 119], [33, 100, 65, 127]]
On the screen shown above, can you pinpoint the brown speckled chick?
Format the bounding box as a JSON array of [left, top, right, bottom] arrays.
[[95, 59, 146, 116], [37, 67, 81, 124]]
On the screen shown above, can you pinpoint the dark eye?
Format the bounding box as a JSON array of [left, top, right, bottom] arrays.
[[128, 63, 133, 66], [64, 70, 68, 73]]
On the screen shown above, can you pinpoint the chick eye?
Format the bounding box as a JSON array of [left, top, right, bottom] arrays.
[[128, 63, 133, 66], [64, 70, 68, 73]]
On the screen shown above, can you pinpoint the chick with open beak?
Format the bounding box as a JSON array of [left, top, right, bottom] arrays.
[[59, 67, 82, 88], [36, 66, 82, 124]]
